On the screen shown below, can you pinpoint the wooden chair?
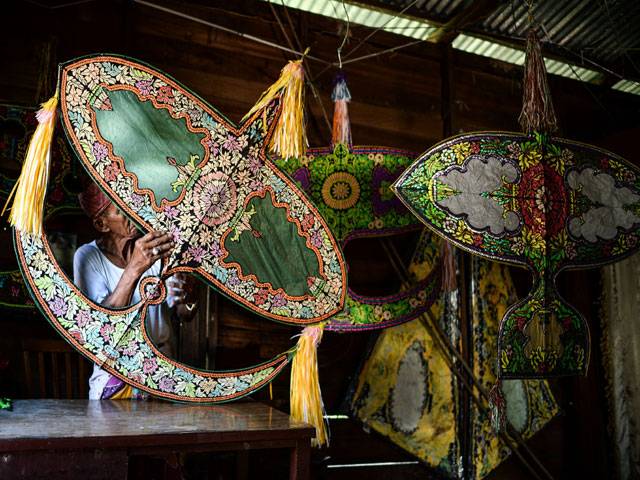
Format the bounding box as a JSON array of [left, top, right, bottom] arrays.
[[21, 338, 91, 399]]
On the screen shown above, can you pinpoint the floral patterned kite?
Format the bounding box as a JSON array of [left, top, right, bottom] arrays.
[[11, 55, 348, 404], [393, 31, 640, 379], [277, 143, 440, 331]]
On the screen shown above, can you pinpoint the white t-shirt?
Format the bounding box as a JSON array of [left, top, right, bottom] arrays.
[[73, 240, 174, 399]]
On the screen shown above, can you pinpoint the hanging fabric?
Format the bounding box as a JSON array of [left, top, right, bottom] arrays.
[[351, 230, 559, 478]]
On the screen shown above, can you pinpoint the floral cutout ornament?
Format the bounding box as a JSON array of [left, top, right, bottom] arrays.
[[393, 30, 640, 379], [277, 144, 441, 331], [9, 55, 348, 412]]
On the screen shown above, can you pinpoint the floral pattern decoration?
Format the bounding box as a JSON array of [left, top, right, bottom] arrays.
[[394, 132, 640, 378], [277, 143, 420, 244], [278, 144, 440, 331], [59, 56, 347, 325], [16, 230, 289, 402]]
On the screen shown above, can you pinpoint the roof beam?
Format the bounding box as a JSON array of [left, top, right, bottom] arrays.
[[427, 0, 501, 44]]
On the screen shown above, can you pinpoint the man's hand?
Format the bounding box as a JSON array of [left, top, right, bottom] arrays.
[[126, 231, 174, 278], [103, 231, 174, 308]]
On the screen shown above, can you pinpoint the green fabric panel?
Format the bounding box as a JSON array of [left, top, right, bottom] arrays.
[[224, 194, 320, 297], [94, 89, 205, 206]]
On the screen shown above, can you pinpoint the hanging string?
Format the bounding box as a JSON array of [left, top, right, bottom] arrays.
[[312, 0, 420, 80], [135, 0, 431, 75], [133, 0, 330, 65], [342, 0, 419, 62], [538, 23, 618, 128], [339, 39, 424, 66], [278, 2, 333, 134], [23, 0, 98, 8], [336, 0, 350, 70]]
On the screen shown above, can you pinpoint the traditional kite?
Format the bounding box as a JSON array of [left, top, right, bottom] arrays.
[[6, 55, 349, 445], [277, 72, 441, 332], [393, 29, 640, 382], [277, 143, 440, 332]]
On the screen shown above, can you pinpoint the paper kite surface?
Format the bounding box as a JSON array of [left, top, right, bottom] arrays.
[[58, 55, 347, 324], [394, 132, 640, 377], [13, 54, 348, 402], [277, 144, 439, 331]]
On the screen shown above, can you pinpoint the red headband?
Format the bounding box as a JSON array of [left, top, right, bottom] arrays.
[[78, 183, 111, 219]]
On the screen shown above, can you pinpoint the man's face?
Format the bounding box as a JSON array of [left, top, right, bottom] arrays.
[[94, 204, 139, 239]]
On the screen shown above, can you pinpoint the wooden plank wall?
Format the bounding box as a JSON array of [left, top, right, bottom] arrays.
[[2, 0, 639, 479]]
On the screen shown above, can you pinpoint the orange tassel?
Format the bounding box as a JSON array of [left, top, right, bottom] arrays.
[[331, 71, 352, 148]]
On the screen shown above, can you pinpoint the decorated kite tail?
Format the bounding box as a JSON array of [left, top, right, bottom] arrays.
[[440, 240, 457, 292], [290, 323, 329, 447], [242, 55, 308, 159], [331, 70, 352, 148], [518, 28, 558, 135], [488, 378, 507, 433], [2, 94, 58, 236]]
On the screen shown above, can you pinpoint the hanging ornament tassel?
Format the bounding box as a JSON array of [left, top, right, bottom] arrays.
[[518, 28, 558, 135], [2, 95, 58, 236], [290, 324, 329, 447], [243, 57, 307, 159], [331, 70, 352, 148], [488, 379, 507, 432], [440, 240, 457, 292]]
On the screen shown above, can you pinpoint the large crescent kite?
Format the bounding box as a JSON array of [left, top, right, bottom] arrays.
[[13, 55, 348, 401]]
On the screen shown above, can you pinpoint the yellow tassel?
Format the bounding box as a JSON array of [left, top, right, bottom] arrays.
[[2, 94, 58, 236], [243, 58, 307, 159], [290, 323, 328, 447]]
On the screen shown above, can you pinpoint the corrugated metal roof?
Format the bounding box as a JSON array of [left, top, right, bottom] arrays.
[[376, 0, 640, 85], [480, 0, 640, 65], [263, 0, 640, 94]]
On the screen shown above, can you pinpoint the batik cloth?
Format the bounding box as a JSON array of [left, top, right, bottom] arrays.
[[351, 232, 558, 478], [601, 256, 640, 480]]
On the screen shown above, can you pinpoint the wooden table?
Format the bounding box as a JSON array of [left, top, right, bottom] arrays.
[[0, 399, 313, 480]]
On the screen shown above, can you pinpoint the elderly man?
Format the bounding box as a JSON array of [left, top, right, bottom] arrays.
[[74, 183, 194, 399]]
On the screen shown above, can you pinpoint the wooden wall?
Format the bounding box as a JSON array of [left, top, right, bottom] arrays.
[[2, 0, 640, 478]]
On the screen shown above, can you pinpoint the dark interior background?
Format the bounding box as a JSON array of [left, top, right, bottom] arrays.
[[1, 1, 639, 478]]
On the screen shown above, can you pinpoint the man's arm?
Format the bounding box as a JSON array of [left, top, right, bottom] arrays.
[[102, 232, 174, 308]]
